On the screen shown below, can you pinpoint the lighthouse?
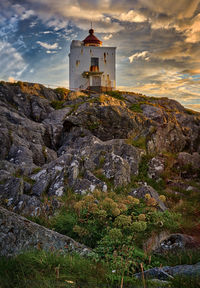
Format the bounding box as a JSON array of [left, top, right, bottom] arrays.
[[69, 28, 116, 93]]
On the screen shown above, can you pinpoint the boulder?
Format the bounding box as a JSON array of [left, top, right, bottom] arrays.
[[0, 206, 91, 256], [134, 262, 200, 281], [154, 233, 200, 253], [130, 185, 167, 211], [178, 152, 200, 170], [148, 156, 165, 179]]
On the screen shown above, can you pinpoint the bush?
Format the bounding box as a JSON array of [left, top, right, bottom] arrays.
[[106, 90, 125, 100], [50, 100, 65, 110], [54, 87, 69, 100], [129, 103, 143, 113], [50, 210, 78, 238]]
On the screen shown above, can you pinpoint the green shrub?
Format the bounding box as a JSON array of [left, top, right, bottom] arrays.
[[131, 136, 146, 149], [50, 100, 65, 110], [54, 87, 69, 100], [50, 210, 78, 238], [129, 103, 143, 113], [106, 90, 125, 100]]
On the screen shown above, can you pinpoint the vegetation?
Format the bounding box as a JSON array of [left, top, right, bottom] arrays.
[[131, 136, 146, 149], [50, 100, 66, 110], [129, 103, 143, 113], [1, 248, 200, 288], [106, 90, 125, 101], [54, 87, 70, 100], [0, 250, 107, 288]]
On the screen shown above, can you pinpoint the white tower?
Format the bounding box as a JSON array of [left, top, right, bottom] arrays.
[[69, 28, 116, 93]]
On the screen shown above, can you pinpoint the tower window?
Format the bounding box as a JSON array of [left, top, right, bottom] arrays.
[[90, 57, 99, 72], [91, 57, 99, 67]]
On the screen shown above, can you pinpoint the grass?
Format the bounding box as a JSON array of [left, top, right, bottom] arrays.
[[0, 250, 108, 288], [1, 249, 199, 288], [129, 103, 143, 113], [131, 136, 146, 149], [50, 100, 65, 110], [54, 87, 70, 100], [171, 275, 200, 288], [106, 90, 125, 101]]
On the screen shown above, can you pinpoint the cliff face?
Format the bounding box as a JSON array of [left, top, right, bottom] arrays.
[[0, 81, 200, 219]]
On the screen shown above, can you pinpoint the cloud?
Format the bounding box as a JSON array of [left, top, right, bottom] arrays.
[[114, 10, 147, 23], [46, 50, 57, 54], [185, 104, 200, 112], [102, 34, 113, 40], [129, 51, 150, 63], [184, 13, 200, 43], [0, 41, 27, 80], [37, 41, 58, 49], [139, 0, 200, 19]]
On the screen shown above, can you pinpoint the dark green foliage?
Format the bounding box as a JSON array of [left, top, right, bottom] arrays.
[[154, 249, 200, 267], [50, 209, 78, 238], [106, 90, 125, 100], [129, 103, 143, 113], [185, 108, 197, 115], [50, 100, 65, 110], [131, 136, 146, 149], [54, 87, 69, 100], [171, 275, 200, 288], [0, 250, 107, 288]]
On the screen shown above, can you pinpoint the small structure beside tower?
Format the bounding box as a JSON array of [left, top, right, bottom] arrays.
[[69, 28, 116, 92]]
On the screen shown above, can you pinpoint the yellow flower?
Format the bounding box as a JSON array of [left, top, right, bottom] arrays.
[[145, 193, 151, 200], [111, 208, 121, 217], [138, 214, 146, 221], [159, 195, 166, 202], [147, 197, 157, 207]]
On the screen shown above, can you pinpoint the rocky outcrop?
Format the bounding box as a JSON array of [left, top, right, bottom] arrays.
[[0, 206, 91, 256], [0, 81, 200, 219]]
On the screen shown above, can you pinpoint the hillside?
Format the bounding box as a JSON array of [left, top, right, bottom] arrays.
[[0, 81, 200, 287]]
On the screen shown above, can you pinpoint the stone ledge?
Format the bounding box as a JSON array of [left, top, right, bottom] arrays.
[[0, 206, 91, 257]]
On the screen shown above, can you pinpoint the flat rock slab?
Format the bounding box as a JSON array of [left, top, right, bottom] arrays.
[[0, 206, 91, 257], [134, 262, 200, 281]]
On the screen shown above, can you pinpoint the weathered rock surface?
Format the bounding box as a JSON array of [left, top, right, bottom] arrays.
[[177, 152, 200, 170], [148, 156, 165, 179], [134, 262, 200, 280], [0, 81, 200, 219], [154, 233, 200, 253], [130, 185, 167, 211], [0, 206, 91, 256]]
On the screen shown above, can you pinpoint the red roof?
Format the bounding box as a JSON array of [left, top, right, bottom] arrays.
[[83, 29, 102, 46]]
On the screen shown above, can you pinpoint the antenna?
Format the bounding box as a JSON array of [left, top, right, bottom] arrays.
[[91, 21, 93, 29]]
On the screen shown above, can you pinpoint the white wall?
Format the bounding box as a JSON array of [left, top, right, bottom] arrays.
[[69, 41, 116, 90]]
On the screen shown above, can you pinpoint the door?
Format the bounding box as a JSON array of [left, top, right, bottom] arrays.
[[92, 76, 101, 86]]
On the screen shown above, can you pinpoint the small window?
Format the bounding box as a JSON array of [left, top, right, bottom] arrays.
[[90, 57, 99, 72], [91, 57, 99, 66]]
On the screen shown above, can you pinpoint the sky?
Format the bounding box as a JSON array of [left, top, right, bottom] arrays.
[[0, 0, 200, 111]]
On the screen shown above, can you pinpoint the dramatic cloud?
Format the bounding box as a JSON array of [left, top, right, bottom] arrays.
[[129, 51, 150, 63], [114, 10, 147, 23]]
